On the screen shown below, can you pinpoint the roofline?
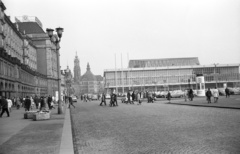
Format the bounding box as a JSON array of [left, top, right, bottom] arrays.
[[129, 57, 199, 61], [4, 15, 23, 39], [104, 63, 240, 73]]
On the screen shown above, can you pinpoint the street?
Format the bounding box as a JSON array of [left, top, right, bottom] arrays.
[[70, 98, 240, 154]]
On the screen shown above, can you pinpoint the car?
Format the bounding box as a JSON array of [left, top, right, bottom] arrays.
[[228, 88, 240, 95], [92, 94, 98, 100], [106, 94, 111, 99], [71, 96, 77, 102], [218, 88, 226, 96], [170, 91, 184, 98]]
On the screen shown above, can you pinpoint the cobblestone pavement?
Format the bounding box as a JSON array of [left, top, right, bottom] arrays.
[[71, 99, 240, 154]]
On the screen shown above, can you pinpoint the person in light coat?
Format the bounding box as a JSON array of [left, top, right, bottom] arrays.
[[212, 87, 219, 103], [7, 98, 12, 112]]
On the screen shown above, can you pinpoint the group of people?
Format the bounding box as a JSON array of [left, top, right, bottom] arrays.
[[0, 95, 57, 118], [99, 92, 119, 107], [205, 87, 232, 103]]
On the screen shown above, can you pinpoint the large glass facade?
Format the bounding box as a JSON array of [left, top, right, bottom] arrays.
[[104, 64, 240, 92]]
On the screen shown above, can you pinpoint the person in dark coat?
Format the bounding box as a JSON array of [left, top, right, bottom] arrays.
[[40, 96, 45, 111], [0, 96, 10, 117], [127, 91, 131, 104], [47, 95, 52, 110], [34, 95, 39, 109], [166, 91, 171, 103], [100, 93, 106, 106], [25, 96, 31, 111], [225, 87, 230, 98], [206, 88, 212, 103], [68, 96, 75, 108], [188, 89, 194, 101]]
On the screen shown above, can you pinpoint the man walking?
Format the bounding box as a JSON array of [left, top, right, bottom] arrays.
[[47, 95, 52, 110], [206, 88, 212, 103], [25, 96, 31, 111], [100, 92, 106, 106], [225, 87, 230, 98], [68, 96, 75, 108], [0, 96, 10, 117]]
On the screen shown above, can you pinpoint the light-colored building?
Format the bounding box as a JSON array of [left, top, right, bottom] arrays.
[[104, 57, 240, 92]]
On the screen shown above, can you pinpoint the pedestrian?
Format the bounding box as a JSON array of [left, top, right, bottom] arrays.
[[166, 91, 171, 103], [137, 92, 142, 105], [39, 96, 45, 111], [127, 91, 131, 104], [188, 89, 194, 101], [7, 98, 13, 112], [47, 95, 52, 110], [213, 87, 219, 103], [68, 96, 75, 108], [100, 92, 106, 106], [206, 88, 212, 103], [25, 96, 31, 111], [51, 101, 55, 109], [225, 87, 230, 98], [184, 89, 188, 102], [16, 97, 21, 109], [34, 95, 39, 109], [0, 96, 10, 117]]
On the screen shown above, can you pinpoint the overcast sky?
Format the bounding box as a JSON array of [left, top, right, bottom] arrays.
[[3, 0, 240, 76]]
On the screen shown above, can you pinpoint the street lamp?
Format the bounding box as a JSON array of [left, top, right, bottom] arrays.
[[46, 27, 64, 114]]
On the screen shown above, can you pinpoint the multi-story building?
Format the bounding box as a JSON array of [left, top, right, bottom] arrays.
[[16, 16, 59, 96], [104, 57, 240, 92], [0, 1, 48, 98]]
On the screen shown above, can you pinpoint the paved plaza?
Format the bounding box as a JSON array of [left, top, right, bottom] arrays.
[[71, 96, 240, 154]]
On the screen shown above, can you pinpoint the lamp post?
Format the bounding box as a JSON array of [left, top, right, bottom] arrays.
[[46, 27, 64, 114]]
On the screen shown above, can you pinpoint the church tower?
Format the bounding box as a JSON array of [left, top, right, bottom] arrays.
[[74, 52, 81, 82]]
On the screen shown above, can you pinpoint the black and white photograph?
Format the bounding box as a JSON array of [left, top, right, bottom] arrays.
[[0, 0, 240, 153]]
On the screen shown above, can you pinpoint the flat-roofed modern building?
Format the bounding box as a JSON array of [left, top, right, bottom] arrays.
[[104, 57, 240, 93]]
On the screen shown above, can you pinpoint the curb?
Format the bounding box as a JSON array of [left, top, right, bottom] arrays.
[[59, 108, 74, 154], [168, 102, 240, 110]]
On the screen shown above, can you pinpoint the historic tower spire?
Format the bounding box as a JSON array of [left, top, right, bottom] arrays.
[[74, 51, 81, 82]]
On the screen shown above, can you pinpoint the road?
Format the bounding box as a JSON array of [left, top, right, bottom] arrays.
[[70, 99, 240, 154]]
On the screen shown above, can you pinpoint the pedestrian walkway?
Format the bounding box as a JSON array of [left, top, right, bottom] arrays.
[[0, 104, 74, 154], [168, 95, 240, 109]]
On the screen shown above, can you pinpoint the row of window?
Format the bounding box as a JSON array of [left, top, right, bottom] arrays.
[[105, 67, 239, 80], [106, 73, 240, 87]]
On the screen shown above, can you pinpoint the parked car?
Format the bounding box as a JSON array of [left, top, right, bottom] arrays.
[[228, 88, 240, 95], [72, 95, 77, 102], [170, 90, 184, 98], [92, 94, 98, 100], [218, 88, 226, 96], [106, 94, 111, 99], [159, 91, 168, 98]]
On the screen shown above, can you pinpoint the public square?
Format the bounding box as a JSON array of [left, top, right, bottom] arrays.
[[71, 96, 240, 154]]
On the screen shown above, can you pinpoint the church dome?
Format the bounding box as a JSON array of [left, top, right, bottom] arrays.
[[80, 63, 96, 81]]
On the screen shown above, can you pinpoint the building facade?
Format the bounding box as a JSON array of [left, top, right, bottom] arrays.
[[104, 57, 240, 92], [72, 62, 104, 96], [16, 16, 59, 96], [0, 1, 50, 98]]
